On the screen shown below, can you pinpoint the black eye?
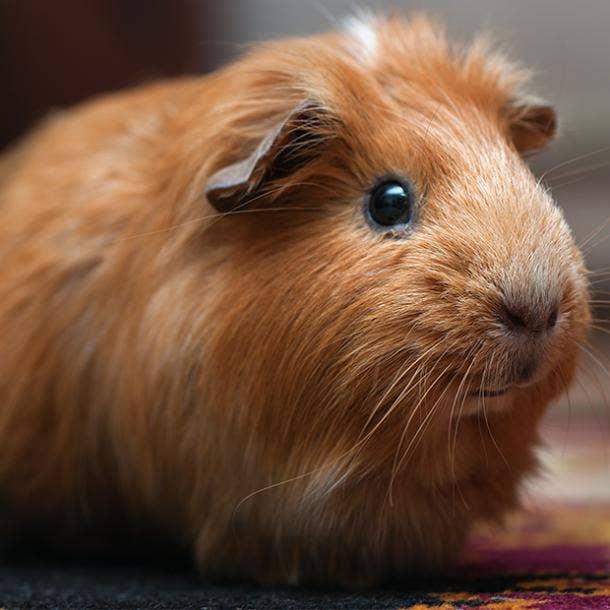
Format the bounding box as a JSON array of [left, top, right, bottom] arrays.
[[367, 180, 413, 228]]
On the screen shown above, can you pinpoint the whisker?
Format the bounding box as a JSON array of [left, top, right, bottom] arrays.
[[538, 145, 610, 183], [577, 217, 610, 252], [589, 266, 610, 274], [546, 158, 610, 185], [578, 343, 610, 379], [354, 342, 440, 445], [387, 371, 456, 506], [386, 359, 456, 506], [448, 343, 483, 477], [449, 345, 485, 511]]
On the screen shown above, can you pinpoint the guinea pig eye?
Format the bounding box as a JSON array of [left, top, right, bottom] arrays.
[[367, 180, 413, 229]]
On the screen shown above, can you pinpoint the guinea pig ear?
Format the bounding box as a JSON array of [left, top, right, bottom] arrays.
[[205, 100, 333, 213], [507, 99, 557, 154]]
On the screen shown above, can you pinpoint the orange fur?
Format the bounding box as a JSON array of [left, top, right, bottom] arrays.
[[0, 15, 589, 586]]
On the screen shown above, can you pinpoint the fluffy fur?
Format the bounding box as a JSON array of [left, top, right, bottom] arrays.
[[0, 15, 589, 586]]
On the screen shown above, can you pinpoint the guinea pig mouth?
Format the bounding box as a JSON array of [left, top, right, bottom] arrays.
[[470, 386, 511, 398]]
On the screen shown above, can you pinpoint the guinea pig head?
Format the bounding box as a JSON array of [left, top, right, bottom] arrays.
[[200, 16, 590, 479]]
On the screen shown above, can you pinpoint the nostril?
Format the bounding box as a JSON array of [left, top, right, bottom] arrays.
[[499, 303, 529, 331], [546, 307, 559, 330]]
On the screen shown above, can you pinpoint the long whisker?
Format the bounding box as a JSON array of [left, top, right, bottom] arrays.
[[393, 340, 483, 512], [387, 370, 456, 506], [481, 394, 511, 472], [537, 146, 610, 183], [546, 158, 610, 185], [384, 338, 461, 461], [450, 344, 488, 510], [577, 217, 610, 253], [386, 359, 456, 506], [354, 341, 444, 446], [448, 342, 483, 481], [578, 343, 610, 378]]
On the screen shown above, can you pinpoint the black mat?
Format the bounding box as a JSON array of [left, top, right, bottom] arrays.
[[0, 554, 553, 610], [0, 558, 448, 609]]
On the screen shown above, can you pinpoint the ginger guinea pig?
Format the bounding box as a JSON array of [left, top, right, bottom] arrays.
[[0, 15, 590, 586]]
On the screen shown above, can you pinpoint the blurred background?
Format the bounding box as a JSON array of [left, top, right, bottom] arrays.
[[1, 0, 608, 469]]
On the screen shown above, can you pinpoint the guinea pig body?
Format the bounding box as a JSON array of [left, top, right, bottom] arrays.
[[0, 15, 589, 586]]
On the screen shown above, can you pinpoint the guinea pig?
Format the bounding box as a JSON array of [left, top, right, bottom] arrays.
[[0, 14, 590, 587]]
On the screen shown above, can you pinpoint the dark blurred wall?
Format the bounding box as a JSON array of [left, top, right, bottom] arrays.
[[0, 0, 215, 150]]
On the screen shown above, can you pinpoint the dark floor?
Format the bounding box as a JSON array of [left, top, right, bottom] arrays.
[[0, 559, 403, 610], [0, 556, 550, 610]]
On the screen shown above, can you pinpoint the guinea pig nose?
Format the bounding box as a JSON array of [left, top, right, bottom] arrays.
[[498, 300, 559, 335]]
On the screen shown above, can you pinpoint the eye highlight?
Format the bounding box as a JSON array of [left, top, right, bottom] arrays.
[[366, 179, 413, 229]]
